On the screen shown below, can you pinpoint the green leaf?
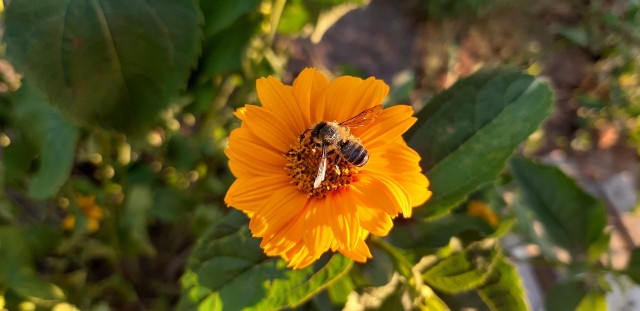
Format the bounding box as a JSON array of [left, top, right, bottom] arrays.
[[278, 0, 368, 42], [2, 136, 36, 186], [477, 258, 529, 311], [326, 273, 355, 305], [421, 244, 528, 311], [0, 227, 64, 302], [278, 1, 311, 34], [8, 273, 65, 302], [5, 0, 201, 134], [200, 0, 261, 37], [623, 247, 640, 284], [118, 185, 155, 256], [11, 84, 79, 199], [408, 69, 554, 217], [200, 16, 261, 77], [514, 200, 560, 261], [349, 245, 396, 288], [423, 245, 500, 294], [575, 291, 606, 311], [150, 187, 187, 223], [545, 280, 586, 311], [391, 215, 495, 249], [194, 0, 262, 78], [510, 157, 607, 260], [419, 286, 450, 311], [557, 26, 589, 48], [178, 211, 353, 310]]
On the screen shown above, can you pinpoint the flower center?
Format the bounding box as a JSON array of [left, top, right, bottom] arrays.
[[285, 132, 360, 198]]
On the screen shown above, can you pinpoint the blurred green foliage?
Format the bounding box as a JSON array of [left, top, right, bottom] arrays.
[[0, 0, 639, 310]]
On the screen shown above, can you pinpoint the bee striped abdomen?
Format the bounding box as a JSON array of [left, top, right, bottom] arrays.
[[340, 140, 369, 167]]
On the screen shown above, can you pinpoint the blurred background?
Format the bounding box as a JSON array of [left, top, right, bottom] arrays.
[[286, 2, 640, 307]]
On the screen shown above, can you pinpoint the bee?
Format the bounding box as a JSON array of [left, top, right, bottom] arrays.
[[302, 105, 383, 188]]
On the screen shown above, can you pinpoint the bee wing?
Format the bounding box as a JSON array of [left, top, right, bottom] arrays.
[[313, 144, 328, 188], [338, 105, 383, 129]]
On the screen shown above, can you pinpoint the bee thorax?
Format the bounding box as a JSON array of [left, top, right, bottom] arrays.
[[312, 121, 342, 145]]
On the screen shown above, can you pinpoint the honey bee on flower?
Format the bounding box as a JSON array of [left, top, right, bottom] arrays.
[[302, 104, 382, 189], [225, 68, 431, 269]]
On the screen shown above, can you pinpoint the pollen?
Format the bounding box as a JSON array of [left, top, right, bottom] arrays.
[[285, 132, 360, 198]]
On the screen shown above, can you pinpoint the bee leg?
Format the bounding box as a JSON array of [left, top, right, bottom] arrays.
[[332, 153, 341, 175]]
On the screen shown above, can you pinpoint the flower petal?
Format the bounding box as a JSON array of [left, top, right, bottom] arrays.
[[304, 198, 333, 259], [293, 68, 329, 128], [321, 76, 389, 124], [249, 187, 308, 237], [225, 142, 287, 178], [350, 174, 401, 217], [257, 76, 306, 136], [242, 105, 297, 152], [393, 172, 432, 207], [287, 245, 316, 269], [366, 140, 431, 207], [358, 105, 416, 148], [260, 209, 307, 257], [374, 173, 413, 218], [356, 203, 394, 236], [326, 191, 360, 250], [225, 175, 292, 213], [338, 237, 372, 262]]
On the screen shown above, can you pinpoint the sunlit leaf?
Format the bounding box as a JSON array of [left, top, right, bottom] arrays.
[[477, 257, 529, 311], [575, 291, 606, 311], [278, 0, 311, 34], [11, 84, 79, 199], [510, 157, 607, 260], [278, 0, 369, 42], [421, 243, 528, 311], [5, 0, 201, 134], [419, 285, 450, 311], [423, 245, 499, 294], [178, 211, 353, 310], [408, 69, 554, 217]]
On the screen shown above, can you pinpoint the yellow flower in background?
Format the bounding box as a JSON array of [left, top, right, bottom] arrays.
[[52, 303, 80, 311], [225, 68, 431, 269], [62, 195, 104, 233], [467, 200, 500, 227]]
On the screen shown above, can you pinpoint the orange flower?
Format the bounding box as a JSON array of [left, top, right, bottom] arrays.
[[62, 195, 104, 233], [225, 68, 431, 269], [467, 200, 500, 227]]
